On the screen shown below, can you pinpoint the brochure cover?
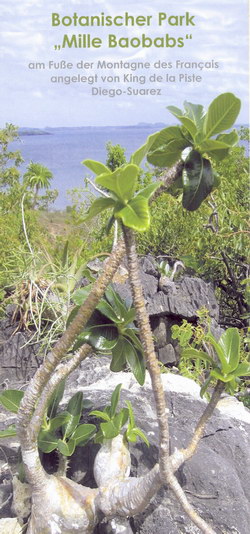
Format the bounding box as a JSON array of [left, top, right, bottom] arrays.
[[0, 2, 249, 534]]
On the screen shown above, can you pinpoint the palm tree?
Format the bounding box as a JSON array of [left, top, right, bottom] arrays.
[[23, 162, 53, 208]]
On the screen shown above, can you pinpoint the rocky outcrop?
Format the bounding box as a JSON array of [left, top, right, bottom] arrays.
[[0, 312, 42, 385], [64, 358, 250, 534], [0, 255, 223, 378], [113, 254, 223, 366], [1, 357, 249, 533]]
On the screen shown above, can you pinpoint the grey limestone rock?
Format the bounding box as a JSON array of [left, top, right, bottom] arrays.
[[1, 358, 250, 534], [147, 277, 219, 321]]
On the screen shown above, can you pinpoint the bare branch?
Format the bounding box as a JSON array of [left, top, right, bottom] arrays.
[[168, 471, 217, 534], [172, 381, 225, 471]]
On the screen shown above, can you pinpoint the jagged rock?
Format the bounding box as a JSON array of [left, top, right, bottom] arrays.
[[147, 277, 219, 321], [0, 318, 41, 384], [63, 359, 250, 534], [0, 254, 222, 379], [0, 357, 249, 533], [158, 344, 176, 364], [139, 255, 159, 277]]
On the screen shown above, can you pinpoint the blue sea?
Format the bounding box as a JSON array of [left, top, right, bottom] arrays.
[[11, 126, 248, 210], [11, 126, 161, 209]]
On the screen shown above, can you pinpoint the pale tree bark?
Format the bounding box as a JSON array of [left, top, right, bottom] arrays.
[[122, 224, 218, 534]]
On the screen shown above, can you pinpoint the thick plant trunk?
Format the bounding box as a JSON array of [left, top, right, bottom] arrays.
[[122, 225, 170, 478], [122, 225, 217, 534]]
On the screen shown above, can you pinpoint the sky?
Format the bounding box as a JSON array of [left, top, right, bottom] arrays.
[[0, 0, 249, 127]]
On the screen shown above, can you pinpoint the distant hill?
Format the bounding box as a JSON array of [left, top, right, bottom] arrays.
[[19, 128, 51, 136]]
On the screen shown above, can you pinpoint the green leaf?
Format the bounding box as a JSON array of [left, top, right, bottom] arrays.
[[148, 126, 186, 153], [204, 93, 241, 138], [61, 240, 69, 268], [130, 131, 160, 165], [89, 410, 111, 422], [206, 148, 230, 162], [229, 362, 250, 378], [130, 427, 150, 447], [124, 338, 146, 385], [147, 139, 189, 168], [0, 389, 24, 413], [200, 376, 213, 398], [199, 139, 230, 152], [110, 383, 122, 418], [100, 420, 119, 439], [47, 380, 66, 419], [125, 328, 143, 352], [183, 101, 205, 131], [96, 299, 121, 323], [110, 336, 127, 372], [218, 328, 240, 372], [123, 308, 136, 326], [182, 151, 214, 211], [206, 333, 230, 374], [48, 413, 70, 432], [82, 159, 111, 176], [126, 430, 137, 442], [0, 425, 17, 438], [136, 182, 162, 201], [115, 196, 150, 232], [38, 431, 58, 453], [117, 407, 129, 428], [126, 400, 135, 428], [182, 348, 215, 366], [57, 438, 76, 456], [83, 197, 116, 222], [210, 368, 235, 383], [71, 424, 96, 446], [105, 285, 128, 320], [96, 164, 139, 202], [167, 105, 183, 118], [72, 285, 93, 306], [94, 429, 105, 444], [216, 130, 239, 146], [66, 305, 80, 328], [75, 324, 118, 352], [178, 116, 197, 139], [63, 392, 83, 438]]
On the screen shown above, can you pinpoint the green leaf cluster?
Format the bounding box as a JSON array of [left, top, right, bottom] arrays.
[[147, 93, 241, 210], [0, 382, 96, 456], [70, 285, 146, 385], [90, 384, 149, 446], [182, 328, 250, 396], [82, 159, 161, 232]]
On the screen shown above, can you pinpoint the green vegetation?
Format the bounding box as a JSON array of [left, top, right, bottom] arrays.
[[0, 93, 249, 534]]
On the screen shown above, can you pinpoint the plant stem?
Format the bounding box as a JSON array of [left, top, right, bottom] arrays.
[[123, 225, 219, 534], [29, 344, 92, 444], [122, 226, 170, 477], [179, 380, 225, 465], [168, 471, 216, 534]]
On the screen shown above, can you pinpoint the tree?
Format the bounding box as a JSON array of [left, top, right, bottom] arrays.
[[23, 161, 53, 208], [0, 123, 23, 190], [1, 93, 249, 534], [106, 141, 127, 171]]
